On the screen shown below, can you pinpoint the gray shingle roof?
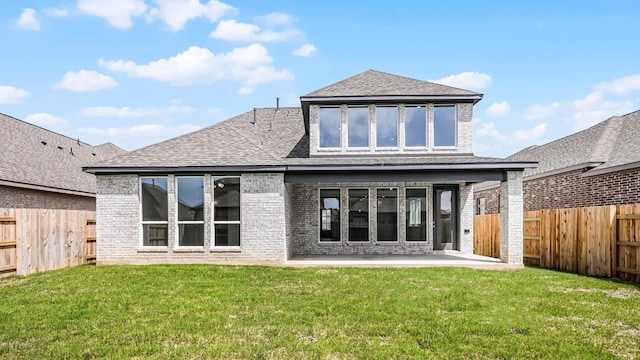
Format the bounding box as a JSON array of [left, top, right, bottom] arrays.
[[0, 113, 126, 194], [90, 107, 528, 171], [304, 70, 481, 97], [506, 110, 640, 177]]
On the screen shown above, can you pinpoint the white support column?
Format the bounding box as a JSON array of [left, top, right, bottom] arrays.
[[500, 171, 524, 265]]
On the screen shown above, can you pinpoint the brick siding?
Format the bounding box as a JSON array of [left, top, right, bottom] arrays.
[[0, 185, 95, 210], [474, 167, 640, 213]]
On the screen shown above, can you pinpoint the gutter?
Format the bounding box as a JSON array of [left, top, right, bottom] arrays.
[[0, 179, 95, 198], [84, 162, 537, 175]]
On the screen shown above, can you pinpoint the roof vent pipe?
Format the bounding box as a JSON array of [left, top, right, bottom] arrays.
[[276, 97, 279, 111], [252, 108, 256, 124]]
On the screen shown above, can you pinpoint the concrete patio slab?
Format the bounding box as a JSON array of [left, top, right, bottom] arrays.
[[285, 252, 523, 269]]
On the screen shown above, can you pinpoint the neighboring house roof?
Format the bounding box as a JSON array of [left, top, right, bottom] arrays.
[[303, 69, 482, 98], [475, 109, 640, 191], [0, 113, 126, 196], [86, 107, 534, 173]]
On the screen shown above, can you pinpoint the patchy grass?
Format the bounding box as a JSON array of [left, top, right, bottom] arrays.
[[0, 265, 639, 359]]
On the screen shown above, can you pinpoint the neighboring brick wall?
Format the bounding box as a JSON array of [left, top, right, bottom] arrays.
[[0, 185, 95, 210], [290, 181, 474, 256], [96, 173, 287, 265], [474, 167, 640, 213], [474, 187, 500, 214]]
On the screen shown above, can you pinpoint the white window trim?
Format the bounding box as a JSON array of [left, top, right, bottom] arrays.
[[347, 188, 370, 243], [433, 104, 458, 148], [318, 106, 342, 150], [175, 176, 205, 249], [375, 105, 399, 149], [346, 105, 371, 150], [405, 187, 428, 242], [318, 188, 342, 244], [403, 104, 429, 150], [139, 177, 169, 250], [212, 176, 241, 248], [375, 187, 399, 243]]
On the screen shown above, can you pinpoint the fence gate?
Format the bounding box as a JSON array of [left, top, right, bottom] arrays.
[[0, 214, 17, 277]]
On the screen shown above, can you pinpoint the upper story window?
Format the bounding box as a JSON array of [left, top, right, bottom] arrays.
[[376, 106, 398, 148], [319, 107, 341, 148], [434, 105, 457, 147], [404, 105, 427, 147], [347, 106, 369, 148]]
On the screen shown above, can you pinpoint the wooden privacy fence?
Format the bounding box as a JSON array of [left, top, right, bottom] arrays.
[[474, 204, 640, 283], [0, 208, 96, 277]]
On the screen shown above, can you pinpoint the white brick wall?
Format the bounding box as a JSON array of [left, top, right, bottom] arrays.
[[96, 173, 287, 265], [500, 171, 524, 264]]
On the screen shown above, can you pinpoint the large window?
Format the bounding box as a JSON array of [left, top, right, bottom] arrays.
[[213, 177, 241, 247], [348, 189, 369, 241], [319, 107, 341, 148], [434, 105, 456, 147], [177, 177, 204, 247], [406, 188, 427, 242], [320, 189, 340, 242], [376, 106, 398, 147], [347, 106, 369, 148], [376, 188, 398, 242], [140, 177, 168, 247], [405, 105, 427, 147]]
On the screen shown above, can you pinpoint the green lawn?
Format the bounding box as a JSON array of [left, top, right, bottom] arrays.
[[1, 265, 639, 359]]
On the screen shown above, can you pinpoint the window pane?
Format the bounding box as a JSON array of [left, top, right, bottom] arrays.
[[377, 188, 397, 241], [215, 224, 240, 246], [141, 177, 168, 221], [434, 106, 456, 147], [319, 107, 341, 148], [348, 189, 369, 242], [320, 189, 340, 242], [214, 177, 240, 222], [405, 106, 427, 147], [406, 188, 427, 241], [177, 177, 204, 221], [376, 107, 398, 147], [348, 107, 369, 147], [178, 224, 204, 246], [143, 224, 168, 246]]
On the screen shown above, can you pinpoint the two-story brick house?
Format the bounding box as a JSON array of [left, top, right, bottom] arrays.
[[85, 70, 536, 265]]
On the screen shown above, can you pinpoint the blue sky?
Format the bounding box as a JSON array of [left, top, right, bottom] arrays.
[[1, 1, 639, 157]]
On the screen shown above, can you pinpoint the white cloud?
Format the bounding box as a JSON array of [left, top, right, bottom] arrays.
[[257, 12, 295, 26], [594, 74, 640, 94], [76, 0, 147, 29], [24, 113, 68, 127], [210, 19, 301, 42], [485, 101, 511, 117], [293, 43, 317, 57], [99, 44, 294, 92], [476, 122, 506, 140], [0, 86, 30, 104], [572, 91, 634, 130], [431, 72, 492, 90], [476, 122, 547, 142], [81, 104, 195, 117], [54, 70, 118, 92], [148, 0, 234, 31], [523, 102, 560, 120], [44, 8, 70, 17], [17, 8, 40, 30], [513, 123, 547, 141], [78, 123, 200, 137], [237, 87, 254, 95]]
